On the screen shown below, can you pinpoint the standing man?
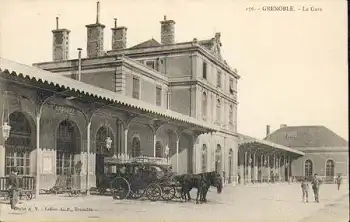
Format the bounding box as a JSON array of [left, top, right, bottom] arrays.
[[8, 167, 20, 210], [336, 174, 342, 190], [300, 177, 309, 203], [311, 174, 320, 203]]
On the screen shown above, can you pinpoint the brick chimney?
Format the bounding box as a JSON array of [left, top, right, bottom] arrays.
[[85, 1, 105, 58], [266, 125, 271, 137], [52, 17, 70, 61], [160, 15, 175, 45], [111, 18, 127, 50]]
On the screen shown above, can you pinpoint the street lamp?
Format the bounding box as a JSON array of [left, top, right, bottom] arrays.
[[2, 122, 11, 141], [105, 136, 112, 150], [164, 145, 169, 163]]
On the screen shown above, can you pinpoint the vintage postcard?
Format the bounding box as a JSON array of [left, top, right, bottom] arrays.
[[0, 0, 348, 221]]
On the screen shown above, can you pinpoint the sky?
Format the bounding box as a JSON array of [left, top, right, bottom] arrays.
[[0, 0, 348, 140]]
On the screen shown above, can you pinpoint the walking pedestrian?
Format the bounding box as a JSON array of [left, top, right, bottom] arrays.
[[237, 173, 241, 184], [311, 174, 320, 203], [8, 167, 20, 210], [300, 177, 309, 203], [336, 175, 342, 190]]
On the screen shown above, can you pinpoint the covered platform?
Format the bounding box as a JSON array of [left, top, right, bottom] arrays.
[[237, 134, 304, 184]]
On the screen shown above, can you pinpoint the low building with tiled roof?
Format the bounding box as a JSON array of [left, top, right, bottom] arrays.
[[265, 124, 348, 181]]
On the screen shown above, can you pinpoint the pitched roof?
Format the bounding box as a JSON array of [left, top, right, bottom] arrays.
[[265, 125, 348, 148], [237, 133, 304, 155], [130, 38, 162, 49]]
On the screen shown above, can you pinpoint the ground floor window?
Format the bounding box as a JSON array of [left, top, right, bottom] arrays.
[[5, 150, 31, 175], [56, 151, 75, 175]]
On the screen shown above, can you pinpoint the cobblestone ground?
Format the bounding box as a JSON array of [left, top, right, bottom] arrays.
[[0, 183, 348, 222]]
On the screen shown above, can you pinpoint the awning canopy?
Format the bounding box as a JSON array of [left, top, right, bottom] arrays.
[[0, 57, 219, 133], [238, 133, 305, 156]]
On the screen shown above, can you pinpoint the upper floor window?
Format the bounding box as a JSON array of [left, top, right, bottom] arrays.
[[156, 86, 162, 106], [132, 76, 140, 99], [229, 78, 234, 95], [229, 105, 233, 125], [202, 62, 207, 79], [217, 71, 221, 88], [216, 98, 221, 124], [145, 60, 155, 69], [202, 92, 207, 120]]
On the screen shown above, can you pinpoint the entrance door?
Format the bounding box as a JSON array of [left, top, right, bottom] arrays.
[[95, 154, 105, 188]]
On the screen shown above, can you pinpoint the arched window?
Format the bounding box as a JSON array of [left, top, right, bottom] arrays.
[[216, 99, 221, 124], [325, 159, 335, 177], [56, 120, 80, 175], [201, 145, 207, 173], [5, 112, 33, 175], [202, 92, 207, 120], [229, 105, 233, 125], [304, 159, 313, 177], [131, 136, 141, 157], [155, 141, 162, 157]]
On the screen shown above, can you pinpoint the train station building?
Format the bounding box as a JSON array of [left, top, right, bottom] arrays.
[[0, 2, 305, 196]]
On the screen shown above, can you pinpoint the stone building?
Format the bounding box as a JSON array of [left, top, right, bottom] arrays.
[[0, 2, 307, 195], [265, 124, 349, 181], [0, 2, 241, 194]]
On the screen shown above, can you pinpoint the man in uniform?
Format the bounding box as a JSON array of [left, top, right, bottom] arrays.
[[311, 174, 320, 203], [8, 167, 20, 210], [335, 174, 342, 190]]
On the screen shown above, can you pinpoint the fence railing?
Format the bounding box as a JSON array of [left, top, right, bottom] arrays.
[[0, 176, 36, 192]]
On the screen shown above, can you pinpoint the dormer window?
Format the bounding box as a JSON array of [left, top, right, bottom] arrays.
[[145, 59, 160, 71], [145, 60, 155, 69]]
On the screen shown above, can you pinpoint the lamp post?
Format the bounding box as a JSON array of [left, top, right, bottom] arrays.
[[164, 145, 169, 164], [1, 122, 11, 142], [105, 136, 112, 151]]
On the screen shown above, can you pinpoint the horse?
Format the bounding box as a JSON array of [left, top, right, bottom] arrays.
[[199, 171, 223, 203], [174, 171, 223, 204]]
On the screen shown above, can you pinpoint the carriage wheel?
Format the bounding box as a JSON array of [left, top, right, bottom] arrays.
[[131, 188, 146, 199], [110, 177, 130, 200], [146, 183, 162, 202], [25, 192, 33, 200], [161, 186, 176, 201]]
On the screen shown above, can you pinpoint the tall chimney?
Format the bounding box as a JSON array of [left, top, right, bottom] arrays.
[[160, 15, 175, 44], [52, 17, 70, 61], [111, 18, 128, 50], [85, 1, 105, 58], [266, 125, 271, 137]]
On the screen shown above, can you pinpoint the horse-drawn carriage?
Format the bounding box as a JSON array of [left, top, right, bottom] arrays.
[[97, 157, 183, 201]]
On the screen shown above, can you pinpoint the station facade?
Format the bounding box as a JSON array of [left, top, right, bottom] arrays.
[[0, 2, 305, 196]]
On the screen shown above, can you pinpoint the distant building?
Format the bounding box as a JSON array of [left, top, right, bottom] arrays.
[[265, 125, 349, 181]]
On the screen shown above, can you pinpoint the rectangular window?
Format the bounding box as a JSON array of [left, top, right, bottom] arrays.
[[229, 78, 234, 95], [132, 76, 140, 99], [145, 60, 155, 69], [217, 71, 221, 88], [156, 86, 162, 106], [202, 62, 207, 79]]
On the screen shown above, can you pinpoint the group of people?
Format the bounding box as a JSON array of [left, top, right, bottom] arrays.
[[300, 174, 343, 203]]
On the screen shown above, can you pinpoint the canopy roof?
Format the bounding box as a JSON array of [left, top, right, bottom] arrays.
[[238, 133, 305, 156], [0, 57, 219, 133]]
